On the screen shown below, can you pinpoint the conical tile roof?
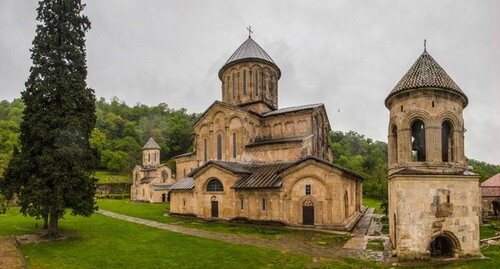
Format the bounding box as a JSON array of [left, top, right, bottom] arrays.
[[224, 37, 276, 66], [219, 37, 279, 79], [386, 50, 467, 105], [143, 137, 160, 149]]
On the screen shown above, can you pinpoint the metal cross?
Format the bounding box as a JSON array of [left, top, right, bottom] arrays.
[[247, 26, 253, 38], [424, 39, 427, 52]]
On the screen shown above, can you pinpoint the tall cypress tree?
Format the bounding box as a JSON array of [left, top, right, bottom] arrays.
[[2, 0, 97, 237]]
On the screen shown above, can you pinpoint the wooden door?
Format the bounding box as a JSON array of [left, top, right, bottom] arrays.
[[211, 200, 219, 218], [302, 200, 314, 225]]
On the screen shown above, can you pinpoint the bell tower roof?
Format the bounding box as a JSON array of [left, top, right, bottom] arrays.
[[143, 137, 160, 150], [219, 37, 280, 79], [385, 49, 467, 107]]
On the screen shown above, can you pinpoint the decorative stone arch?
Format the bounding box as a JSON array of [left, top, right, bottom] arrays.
[[400, 109, 432, 130], [205, 177, 224, 192], [287, 175, 332, 200], [427, 231, 461, 258], [435, 111, 462, 130]]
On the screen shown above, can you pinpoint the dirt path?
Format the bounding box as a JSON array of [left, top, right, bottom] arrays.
[[0, 237, 24, 269], [97, 209, 374, 261]]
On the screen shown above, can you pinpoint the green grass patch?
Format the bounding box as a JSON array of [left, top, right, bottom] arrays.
[[480, 219, 500, 239], [14, 211, 311, 268], [0, 207, 39, 236], [363, 197, 383, 214], [94, 170, 130, 183], [366, 239, 384, 251]]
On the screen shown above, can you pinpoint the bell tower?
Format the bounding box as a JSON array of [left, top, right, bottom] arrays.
[[385, 45, 481, 260], [142, 137, 161, 167], [218, 34, 281, 114]]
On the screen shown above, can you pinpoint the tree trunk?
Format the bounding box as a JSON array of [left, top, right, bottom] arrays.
[[45, 212, 59, 238], [43, 214, 48, 229]]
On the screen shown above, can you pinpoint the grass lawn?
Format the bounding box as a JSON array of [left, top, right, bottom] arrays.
[[480, 219, 500, 239], [94, 170, 130, 183], [96, 199, 297, 239], [363, 197, 383, 214], [2, 207, 311, 268]]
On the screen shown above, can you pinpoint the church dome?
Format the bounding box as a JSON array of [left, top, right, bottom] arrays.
[[385, 50, 468, 108], [219, 37, 280, 79]]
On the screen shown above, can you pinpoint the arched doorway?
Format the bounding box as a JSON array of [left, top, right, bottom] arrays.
[[161, 193, 166, 203], [302, 200, 314, 225], [211, 196, 219, 218], [428, 232, 460, 258]]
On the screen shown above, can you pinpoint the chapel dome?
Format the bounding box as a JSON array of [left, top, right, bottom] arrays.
[[218, 37, 281, 79], [385, 49, 468, 108]]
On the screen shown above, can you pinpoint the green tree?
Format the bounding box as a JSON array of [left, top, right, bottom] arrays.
[[0, 0, 97, 237]]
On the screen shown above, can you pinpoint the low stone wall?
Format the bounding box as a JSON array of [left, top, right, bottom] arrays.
[[96, 183, 131, 199]]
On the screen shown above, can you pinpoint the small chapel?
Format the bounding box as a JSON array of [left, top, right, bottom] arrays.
[[169, 34, 364, 230], [131, 138, 176, 203], [386, 44, 481, 260]]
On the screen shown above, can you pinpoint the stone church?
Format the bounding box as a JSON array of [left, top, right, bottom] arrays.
[[386, 46, 481, 260], [131, 138, 176, 203], [169, 36, 364, 230]]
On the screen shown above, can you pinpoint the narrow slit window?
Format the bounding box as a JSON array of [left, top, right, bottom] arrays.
[[232, 73, 236, 98], [217, 134, 222, 160], [232, 133, 237, 158], [242, 70, 247, 96], [203, 138, 208, 162], [255, 71, 259, 95], [305, 184, 311, 195], [262, 197, 266, 211]]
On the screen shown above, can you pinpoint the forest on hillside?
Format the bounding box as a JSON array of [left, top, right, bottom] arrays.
[[1, 98, 499, 199]]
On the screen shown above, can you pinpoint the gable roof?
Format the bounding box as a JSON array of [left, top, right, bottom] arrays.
[[482, 174, 500, 187], [169, 177, 195, 190], [262, 103, 324, 117], [143, 137, 161, 150], [192, 100, 261, 129], [385, 50, 467, 107], [173, 157, 365, 191]]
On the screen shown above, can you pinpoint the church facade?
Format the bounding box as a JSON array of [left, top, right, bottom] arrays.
[[131, 138, 176, 203], [386, 47, 481, 260], [169, 36, 364, 230]]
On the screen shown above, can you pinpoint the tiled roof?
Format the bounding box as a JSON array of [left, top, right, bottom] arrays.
[[140, 176, 155, 184], [263, 104, 323, 117], [149, 184, 172, 191], [481, 173, 500, 187], [143, 137, 161, 149], [170, 177, 195, 190], [223, 37, 275, 67], [482, 187, 500, 197], [245, 136, 306, 148], [232, 162, 294, 189], [386, 50, 467, 105]]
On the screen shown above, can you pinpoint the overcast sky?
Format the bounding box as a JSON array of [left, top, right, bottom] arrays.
[[1, 1, 498, 164]]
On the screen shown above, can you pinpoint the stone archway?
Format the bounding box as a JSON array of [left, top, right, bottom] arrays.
[[428, 232, 461, 258]]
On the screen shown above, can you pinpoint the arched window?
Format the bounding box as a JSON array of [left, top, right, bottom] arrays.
[[391, 125, 398, 163], [262, 197, 267, 211], [442, 121, 453, 162], [161, 170, 168, 183], [232, 73, 236, 98], [206, 179, 223, 192], [148, 153, 150, 162], [154, 153, 157, 163], [217, 133, 222, 160], [203, 138, 208, 162], [242, 70, 247, 96], [254, 71, 259, 95], [411, 120, 426, 161], [240, 197, 244, 210], [232, 133, 237, 158], [225, 76, 229, 93]]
